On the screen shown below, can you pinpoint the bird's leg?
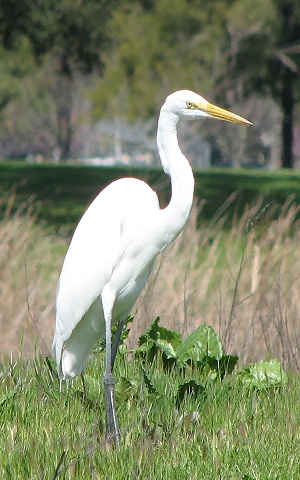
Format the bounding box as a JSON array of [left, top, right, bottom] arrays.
[[102, 287, 121, 449], [104, 318, 121, 449], [104, 373, 120, 450], [111, 318, 125, 370]]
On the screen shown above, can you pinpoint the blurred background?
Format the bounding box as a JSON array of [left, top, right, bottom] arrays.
[[0, 0, 299, 169]]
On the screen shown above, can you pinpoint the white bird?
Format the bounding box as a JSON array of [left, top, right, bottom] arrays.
[[53, 90, 252, 448]]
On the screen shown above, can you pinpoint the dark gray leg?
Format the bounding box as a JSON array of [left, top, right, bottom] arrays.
[[104, 319, 125, 448], [102, 286, 122, 449], [111, 318, 125, 370], [104, 371, 120, 449], [104, 315, 121, 449]]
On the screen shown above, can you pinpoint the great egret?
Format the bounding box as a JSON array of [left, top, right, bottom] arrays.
[[53, 90, 252, 448]]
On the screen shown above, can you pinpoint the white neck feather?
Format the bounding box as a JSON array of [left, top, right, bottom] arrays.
[[157, 107, 195, 246]]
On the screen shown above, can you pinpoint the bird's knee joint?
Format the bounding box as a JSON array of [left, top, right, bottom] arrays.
[[104, 373, 115, 387]]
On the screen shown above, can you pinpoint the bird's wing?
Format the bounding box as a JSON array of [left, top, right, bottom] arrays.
[[53, 178, 159, 365]]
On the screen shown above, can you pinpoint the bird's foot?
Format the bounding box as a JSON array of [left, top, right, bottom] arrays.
[[104, 373, 121, 450]]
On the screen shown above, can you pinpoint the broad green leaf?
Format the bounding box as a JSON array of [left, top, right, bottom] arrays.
[[203, 355, 239, 378], [219, 355, 239, 375], [136, 317, 182, 362], [239, 359, 288, 388], [137, 317, 161, 346], [155, 326, 182, 352], [138, 317, 182, 346], [120, 314, 135, 341], [176, 380, 205, 407], [135, 338, 155, 354], [156, 338, 177, 359], [176, 324, 224, 364], [199, 361, 219, 381], [141, 366, 160, 395]]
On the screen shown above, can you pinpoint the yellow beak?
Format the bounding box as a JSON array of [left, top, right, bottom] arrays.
[[198, 102, 253, 126]]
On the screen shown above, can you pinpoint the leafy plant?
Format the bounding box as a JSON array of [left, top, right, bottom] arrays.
[[130, 318, 288, 406], [238, 358, 288, 389], [134, 318, 238, 406], [136, 317, 237, 370]]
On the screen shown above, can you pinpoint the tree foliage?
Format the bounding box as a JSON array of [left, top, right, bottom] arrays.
[[0, 0, 118, 70], [92, 0, 231, 120], [92, 0, 300, 167], [0, 0, 299, 166], [0, 0, 120, 159]]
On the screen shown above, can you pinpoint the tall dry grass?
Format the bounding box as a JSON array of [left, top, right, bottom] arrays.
[[132, 197, 300, 369], [0, 197, 66, 358], [1, 196, 300, 368]]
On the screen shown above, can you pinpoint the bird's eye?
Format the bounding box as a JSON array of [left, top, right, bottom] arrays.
[[186, 101, 193, 109]]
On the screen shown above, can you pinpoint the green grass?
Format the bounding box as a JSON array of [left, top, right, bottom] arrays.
[[1, 350, 300, 479], [0, 162, 171, 233], [2, 161, 300, 232]]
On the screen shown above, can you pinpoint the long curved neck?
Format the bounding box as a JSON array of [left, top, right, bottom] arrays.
[[157, 108, 195, 247]]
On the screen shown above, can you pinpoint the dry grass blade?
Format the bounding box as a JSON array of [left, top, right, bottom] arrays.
[[0, 198, 66, 359]]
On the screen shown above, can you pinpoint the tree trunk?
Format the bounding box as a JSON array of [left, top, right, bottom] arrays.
[[56, 75, 73, 160], [280, 69, 295, 168], [278, 0, 298, 168], [56, 53, 73, 160]]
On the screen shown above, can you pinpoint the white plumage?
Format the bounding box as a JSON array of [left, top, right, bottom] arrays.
[[54, 178, 161, 378]]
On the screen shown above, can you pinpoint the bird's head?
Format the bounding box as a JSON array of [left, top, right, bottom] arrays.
[[163, 90, 252, 126]]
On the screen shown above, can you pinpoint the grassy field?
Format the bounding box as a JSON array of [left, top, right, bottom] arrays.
[[2, 161, 300, 231], [1, 191, 300, 365], [1, 343, 299, 479], [1, 162, 300, 477]]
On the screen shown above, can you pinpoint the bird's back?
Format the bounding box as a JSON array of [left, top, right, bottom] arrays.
[[53, 177, 160, 378]]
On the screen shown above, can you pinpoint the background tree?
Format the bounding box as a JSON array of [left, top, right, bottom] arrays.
[[223, 0, 300, 168], [275, 0, 300, 168], [0, 0, 299, 166], [91, 0, 249, 166], [0, 0, 120, 159], [92, 0, 230, 119], [92, 0, 300, 168]]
